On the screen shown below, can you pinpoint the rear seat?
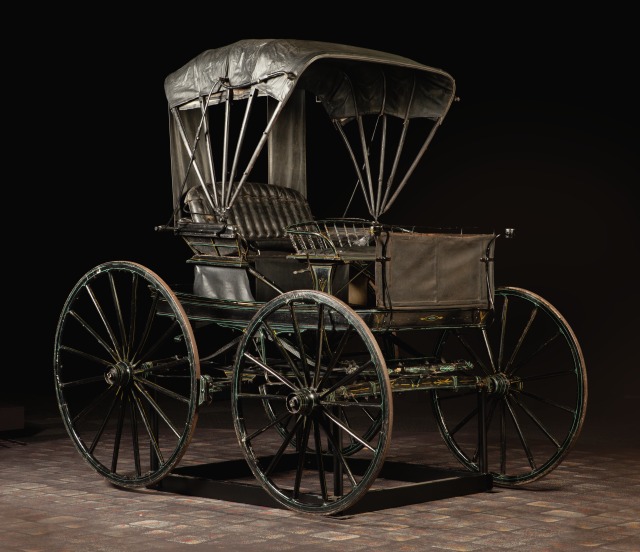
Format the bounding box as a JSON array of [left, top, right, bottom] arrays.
[[184, 182, 331, 302], [184, 182, 313, 251]]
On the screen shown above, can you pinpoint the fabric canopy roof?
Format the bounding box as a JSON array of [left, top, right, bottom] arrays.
[[164, 39, 456, 121]]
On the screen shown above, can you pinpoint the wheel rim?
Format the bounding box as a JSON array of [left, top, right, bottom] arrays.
[[232, 290, 392, 514], [53, 261, 200, 488], [431, 286, 587, 485]]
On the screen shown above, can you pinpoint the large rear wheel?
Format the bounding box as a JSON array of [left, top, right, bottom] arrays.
[[53, 261, 200, 488], [431, 287, 587, 486]]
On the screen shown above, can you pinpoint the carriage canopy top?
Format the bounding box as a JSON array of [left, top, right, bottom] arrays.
[[164, 39, 457, 222], [164, 38, 456, 122]]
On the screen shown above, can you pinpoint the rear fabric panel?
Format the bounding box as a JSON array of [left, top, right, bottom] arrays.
[[375, 232, 494, 309]]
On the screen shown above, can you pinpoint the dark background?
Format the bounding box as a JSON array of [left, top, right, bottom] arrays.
[[10, 17, 638, 443]]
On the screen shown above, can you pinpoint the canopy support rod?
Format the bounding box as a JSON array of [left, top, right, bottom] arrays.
[[334, 122, 374, 216], [221, 92, 231, 216], [374, 115, 388, 218], [226, 86, 257, 208], [199, 96, 219, 209], [381, 118, 441, 216], [356, 115, 376, 218], [373, 70, 388, 219], [379, 118, 408, 214], [345, 71, 376, 218], [228, 99, 287, 209], [172, 109, 215, 213], [379, 76, 417, 216]]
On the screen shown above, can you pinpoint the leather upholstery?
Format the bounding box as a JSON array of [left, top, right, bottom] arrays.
[[184, 183, 313, 244]]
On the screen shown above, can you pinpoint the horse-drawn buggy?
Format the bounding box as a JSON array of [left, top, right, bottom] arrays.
[[53, 39, 587, 515]]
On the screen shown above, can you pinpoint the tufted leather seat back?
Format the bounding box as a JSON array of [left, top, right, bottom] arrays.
[[184, 183, 313, 247]]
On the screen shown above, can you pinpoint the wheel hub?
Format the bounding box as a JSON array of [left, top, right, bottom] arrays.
[[286, 389, 318, 415], [105, 361, 133, 387], [487, 373, 512, 396]]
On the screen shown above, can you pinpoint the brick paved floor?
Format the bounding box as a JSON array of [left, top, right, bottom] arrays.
[[1, 392, 638, 552]]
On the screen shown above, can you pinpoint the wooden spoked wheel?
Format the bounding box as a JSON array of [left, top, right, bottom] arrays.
[[53, 261, 200, 488], [232, 290, 392, 515], [431, 287, 587, 486]]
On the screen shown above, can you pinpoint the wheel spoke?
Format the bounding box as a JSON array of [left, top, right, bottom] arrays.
[[128, 273, 139, 358], [481, 329, 498, 373], [59, 345, 112, 367], [320, 405, 374, 452], [244, 410, 293, 444], [243, 352, 298, 391], [508, 331, 562, 376], [111, 392, 127, 472], [500, 399, 507, 474], [60, 375, 109, 389], [505, 396, 537, 470], [88, 392, 119, 454], [289, 302, 311, 386], [264, 415, 303, 477], [240, 393, 288, 401], [270, 333, 316, 370], [130, 397, 142, 477], [497, 295, 509, 370], [504, 306, 538, 374], [108, 273, 129, 359], [71, 387, 113, 425], [135, 320, 180, 366], [454, 330, 492, 375], [510, 393, 562, 448], [514, 388, 576, 414], [293, 419, 313, 498], [340, 406, 377, 450], [132, 389, 165, 465], [318, 414, 357, 488], [313, 304, 325, 388], [448, 404, 479, 438], [313, 419, 328, 501], [262, 321, 307, 387], [131, 291, 160, 363], [134, 382, 181, 439], [317, 325, 353, 390], [85, 284, 123, 361], [69, 311, 118, 360], [136, 375, 190, 404]]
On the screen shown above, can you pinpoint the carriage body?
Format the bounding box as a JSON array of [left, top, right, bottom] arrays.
[[53, 39, 587, 515]]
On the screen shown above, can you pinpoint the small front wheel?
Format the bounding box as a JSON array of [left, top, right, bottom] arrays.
[[53, 261, 200, 488], [232, 290, 392, 515]]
